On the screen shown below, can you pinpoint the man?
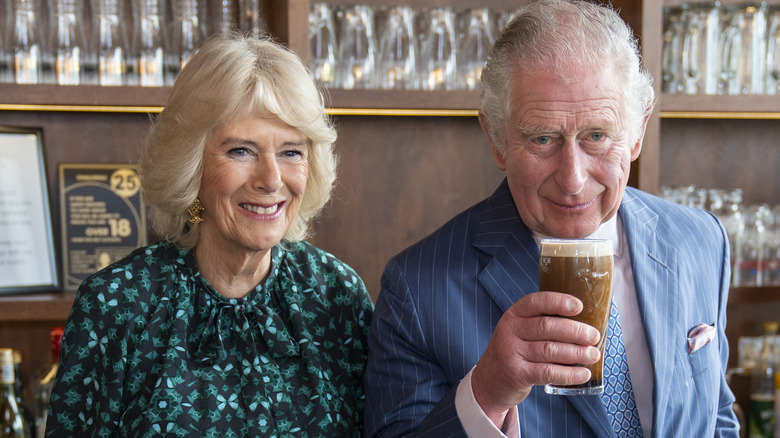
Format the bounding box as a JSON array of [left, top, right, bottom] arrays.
[[364, 1, 739, 437]]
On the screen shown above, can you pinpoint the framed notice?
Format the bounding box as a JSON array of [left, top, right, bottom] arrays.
[[59, 164, 147, 291], [0, 126, 58, 294]]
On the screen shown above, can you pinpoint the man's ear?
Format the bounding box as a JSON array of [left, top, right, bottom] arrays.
[[479, 112, 507, 171], [631, 113, 651, 162]]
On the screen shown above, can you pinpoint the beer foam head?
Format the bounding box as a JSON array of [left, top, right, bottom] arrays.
[[539, 239, 613, 257]]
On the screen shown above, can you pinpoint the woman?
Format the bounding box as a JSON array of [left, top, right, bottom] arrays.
[[46, 33, 373, 437]]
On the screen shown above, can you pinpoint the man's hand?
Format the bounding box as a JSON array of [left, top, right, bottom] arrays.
[[470, 291, 602, 427]]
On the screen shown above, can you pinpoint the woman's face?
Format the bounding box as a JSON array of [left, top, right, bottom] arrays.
[[197, 114, 309, 255]]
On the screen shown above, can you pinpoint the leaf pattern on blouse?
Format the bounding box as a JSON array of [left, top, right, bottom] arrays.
[[46, 241, 373, 438]]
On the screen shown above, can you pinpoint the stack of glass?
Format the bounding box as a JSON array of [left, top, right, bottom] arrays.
[[661, 185, 780, 287], [0, 0, 266, 85], [308, 3, 521, 90]]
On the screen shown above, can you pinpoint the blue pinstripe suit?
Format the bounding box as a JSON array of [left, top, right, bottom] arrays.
[[365, 179, 739, 437]]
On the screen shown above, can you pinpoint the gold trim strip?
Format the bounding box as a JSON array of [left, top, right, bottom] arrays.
[[660, 110, 780, 120], [0, 104, 480, 117], [0, 104, 164, 113], [326, 108, 479, 117]]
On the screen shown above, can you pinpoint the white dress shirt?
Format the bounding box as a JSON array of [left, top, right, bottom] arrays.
[[455, 215, 654, 437]]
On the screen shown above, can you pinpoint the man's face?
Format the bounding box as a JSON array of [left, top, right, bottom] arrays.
[[487, 66, 645, 238]]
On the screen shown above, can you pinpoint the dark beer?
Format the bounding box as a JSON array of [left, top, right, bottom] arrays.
[[539, 239, 613, 394]]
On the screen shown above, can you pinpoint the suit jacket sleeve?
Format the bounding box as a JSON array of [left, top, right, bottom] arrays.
[[364, 258, 467, 438]]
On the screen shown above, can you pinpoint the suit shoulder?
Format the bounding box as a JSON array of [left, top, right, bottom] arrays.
[[624, 187, 725, 242]]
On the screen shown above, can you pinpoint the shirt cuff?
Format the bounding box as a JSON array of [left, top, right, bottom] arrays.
[[455, 367, 520, 438]]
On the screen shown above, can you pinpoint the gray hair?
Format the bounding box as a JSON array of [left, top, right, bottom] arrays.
[[140, 32, 338, 248], [480, 0, 655, 154]]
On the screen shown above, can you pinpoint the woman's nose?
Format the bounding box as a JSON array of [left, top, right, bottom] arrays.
[[254, 154, 283, 192]]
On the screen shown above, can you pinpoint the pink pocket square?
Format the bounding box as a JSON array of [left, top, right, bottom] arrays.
[[687, 323, 716, 353]]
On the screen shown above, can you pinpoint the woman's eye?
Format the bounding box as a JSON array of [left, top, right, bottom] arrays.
[[228, 147, 251, 157]]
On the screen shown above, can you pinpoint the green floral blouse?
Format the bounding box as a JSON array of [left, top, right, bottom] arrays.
[[45, 240, 373, 437]]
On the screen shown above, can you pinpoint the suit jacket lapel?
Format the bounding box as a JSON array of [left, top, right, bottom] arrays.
[[619, 188, 680, 434], [473, 181, 539, 313]]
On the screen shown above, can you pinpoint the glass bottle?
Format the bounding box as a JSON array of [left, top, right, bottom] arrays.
[[739, 205, 769, 287], [11, 0, 41, 84], [750, 321, 778, 438], [91, 0, 128, 86], [48, 0, 87, 85], [34, 327, 63, 438], [0, 348, 31, 438], [12, 352, 34, 438]]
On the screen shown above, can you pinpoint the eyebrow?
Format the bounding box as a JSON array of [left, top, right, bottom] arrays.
[[220, 137, 309, 148]]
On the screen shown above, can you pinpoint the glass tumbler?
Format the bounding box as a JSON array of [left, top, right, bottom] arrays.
[[417, 7, 456, 90], [308, 2, 336, 87], [376, 5, 416, 90], [719, 2, 767, 95], [456, 7, 495, 90], [11, 0, 41, 83], [168, 0, 205, 85], [130, 0, 166, 86], [336, 4, 375, 89], [91, 0, 128, 85], [679, 2, 722, 95]]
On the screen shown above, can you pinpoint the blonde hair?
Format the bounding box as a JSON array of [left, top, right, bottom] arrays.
[[140, 32, 337, 248]]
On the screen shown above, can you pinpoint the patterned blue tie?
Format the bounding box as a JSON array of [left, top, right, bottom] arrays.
[[600, 302, 643, 437]]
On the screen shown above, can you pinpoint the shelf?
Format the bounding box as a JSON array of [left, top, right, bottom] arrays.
[[0, 84, 481, 115], [0, 292, 76, 322], [727, 286, 780, 305], [659, 94, 780, 119]]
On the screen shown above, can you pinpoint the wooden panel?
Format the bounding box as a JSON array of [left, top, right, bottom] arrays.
[[659, 118, 780, 205], [309, 115, 504, 298]]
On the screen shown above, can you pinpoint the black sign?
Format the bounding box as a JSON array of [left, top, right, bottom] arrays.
[[59, 164, 147, 291]]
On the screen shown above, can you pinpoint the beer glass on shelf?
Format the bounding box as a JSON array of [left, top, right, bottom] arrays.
[[417, 7, 456, 90], [309, 2, 336, 87], [336, 4, 375, 89], [92, 0, 128, 86], [456, 7, 495, 90], [719, 2, 767, 95], [130, 0, 166, 86], [11, 0, 41, 83], [539, 238, 613, 395], [662, 6, 683, 94], [168, 0, 205, 86], [376, 5, 416, 90], [765, 5, 780, 94], [679, 2, 722, 95]]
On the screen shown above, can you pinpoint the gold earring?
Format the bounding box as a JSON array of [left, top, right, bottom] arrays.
[[187, 198, 204, 224]]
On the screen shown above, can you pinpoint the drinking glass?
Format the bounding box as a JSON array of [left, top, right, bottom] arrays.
[[11, 0, 41, 83], [130, 0, 166, 86], [539, 238, 613, 396], [679, 2, 722, 95], [662, 6, 684, 94], [308, 2, 336, 88], [238, 0, 265, 38], [376, 5, 416, 90], [48, 0, 87, 85], [417, 7, 456, 90], [168, 0, 205, 85], [336, 4, 375, 89], [91, 0, 128, 86], [719, 2, 767, 95], [457, 8, 495, 90], [0, 0, 14, 82], [765, 5, 780, 94], [208, 0, 238, 36]]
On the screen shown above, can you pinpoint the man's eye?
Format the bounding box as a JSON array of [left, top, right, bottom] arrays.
[[590, 133, 604, 141], [536, 136, 551, 145]]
